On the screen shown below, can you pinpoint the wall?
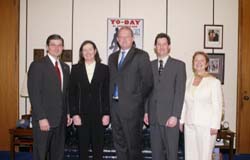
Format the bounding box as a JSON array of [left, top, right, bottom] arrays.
[[19, 0, 238, 133]]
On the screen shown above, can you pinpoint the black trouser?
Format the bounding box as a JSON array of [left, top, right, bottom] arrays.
[[77, 115, 104, 160], [32, 121, 65, 160], [111, 100, 143, 160]]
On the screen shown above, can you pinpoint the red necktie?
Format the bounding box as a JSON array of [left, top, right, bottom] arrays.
[[55, 61, 61, 88]]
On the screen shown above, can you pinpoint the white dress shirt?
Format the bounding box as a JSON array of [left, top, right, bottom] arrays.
[[118, 48, 130, 63], [158, 55, 169, 69], [85, 61, 96, 83]]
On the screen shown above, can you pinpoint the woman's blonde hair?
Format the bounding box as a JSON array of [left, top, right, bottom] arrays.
[[192, 51, 209, 72]]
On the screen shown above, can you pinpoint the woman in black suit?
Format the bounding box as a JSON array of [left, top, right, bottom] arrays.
[[69, 40, 110, 160]]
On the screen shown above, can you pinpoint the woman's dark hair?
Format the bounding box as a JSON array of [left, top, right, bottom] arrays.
[[78, 40, 101, 64]]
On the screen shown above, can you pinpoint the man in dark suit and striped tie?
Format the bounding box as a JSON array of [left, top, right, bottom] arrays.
[[28, 34, 72, 160], [144, 33, 186, 160]]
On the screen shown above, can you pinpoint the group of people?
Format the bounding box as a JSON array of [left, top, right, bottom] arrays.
[[27, 26, 223, 160]]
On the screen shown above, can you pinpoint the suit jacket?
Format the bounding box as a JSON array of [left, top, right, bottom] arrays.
[[28, 55, 70, 128], [180, 76, 223, 129], [69, 62, 110, 118], [147, 57, 186, 125], [108, 47, 153, 119]]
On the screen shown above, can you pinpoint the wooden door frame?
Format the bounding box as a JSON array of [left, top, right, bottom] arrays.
[[236, 0, 249, 153], [0, 0, 20, 150]]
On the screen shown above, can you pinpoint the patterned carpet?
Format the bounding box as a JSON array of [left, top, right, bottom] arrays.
[[1, 127, 249, 160], [1, 151, 250, 160]]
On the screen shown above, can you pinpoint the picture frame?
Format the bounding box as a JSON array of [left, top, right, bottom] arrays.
[[207, 53, 225, 84], [107, 18, 144, 56], [33, 49, 44, 61], [61, 49, 72, 62], [204, 25, 223, 49]]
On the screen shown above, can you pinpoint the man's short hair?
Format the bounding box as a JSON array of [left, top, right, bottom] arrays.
[[154, 33, 171, 45], [46, 34, 64, 46]]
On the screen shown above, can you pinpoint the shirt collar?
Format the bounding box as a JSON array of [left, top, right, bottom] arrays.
[[85, 61, 96, 67], [158, 55, 169, 66], [48, 53, 59, 66], [120, 48, 130, 55]]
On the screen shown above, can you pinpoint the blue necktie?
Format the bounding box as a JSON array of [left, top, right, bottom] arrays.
[[113, 51, 126, 98]]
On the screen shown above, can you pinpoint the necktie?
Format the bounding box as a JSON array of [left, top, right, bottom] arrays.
[[159, 60, 164, 75], [55, 61, 61, 88], [113, 51, 126, 98], [118, 51, 126, 70]]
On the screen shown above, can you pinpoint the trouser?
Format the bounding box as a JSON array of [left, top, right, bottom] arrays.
[[32, 121, 65, 160], [150, 123, 179, 160], [184, 124, 217, 160], [111, 100, 143, 160], [77, 115, 104, 160]]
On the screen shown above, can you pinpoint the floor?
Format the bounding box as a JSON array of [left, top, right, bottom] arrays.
[[1, 150, 250, 160]]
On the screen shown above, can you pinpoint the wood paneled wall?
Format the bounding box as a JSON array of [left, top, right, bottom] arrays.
[[0, 0, 19, 150]]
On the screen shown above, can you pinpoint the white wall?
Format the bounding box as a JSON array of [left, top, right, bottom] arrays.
[[19, 0, 238, 133]]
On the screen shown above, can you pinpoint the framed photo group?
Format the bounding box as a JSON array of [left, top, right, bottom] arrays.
[[204, 25, 223, 49], [204, 24, 225, 84], [207, 53, 225, 84]]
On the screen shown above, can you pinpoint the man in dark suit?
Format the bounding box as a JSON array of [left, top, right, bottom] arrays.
[[144, 33, 186, 160], [28, 34, 72, 160], [108, 26, 153, 160]]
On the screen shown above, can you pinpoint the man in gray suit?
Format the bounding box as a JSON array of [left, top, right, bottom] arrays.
[[144, 33, 186, 160], [108, 26, 153, 160], [28, 34, 72, 160]]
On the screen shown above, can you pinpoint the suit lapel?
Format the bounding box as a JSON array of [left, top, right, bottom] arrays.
[[119, 47, 135, 71], [81, 63, 91, 85], [45, 56, 61, 92], [112, 52, 119, 71], [59, 60, 68, 92], [160, 57, 173, 78], [90, 63, 98, 84], [152, 60, 159, 79]]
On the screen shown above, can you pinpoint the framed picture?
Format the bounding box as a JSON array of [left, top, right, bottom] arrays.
[[207, 53, 225, 84], [204, 25, 223, 49], [61, 49, 72, 62], [33, 49, 44, 61], [107, 18, 144, 56]]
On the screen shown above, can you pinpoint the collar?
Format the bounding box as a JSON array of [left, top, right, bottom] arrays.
[[118, 48, 131, 60], [158, 55, 169, 67], [48, 53, 59, 66], [85, 61, 96, 67]]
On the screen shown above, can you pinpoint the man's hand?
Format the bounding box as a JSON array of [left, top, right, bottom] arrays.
[[102, 115, 110, 126], [144, 113, 149, 125], [72, 115, 82, 126], [67, 114, 72, 127], [39, 119, 50, 131], [166, 116, 177, 128]]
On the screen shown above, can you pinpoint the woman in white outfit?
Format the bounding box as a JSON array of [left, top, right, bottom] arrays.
[[179, 51, 223, 160]]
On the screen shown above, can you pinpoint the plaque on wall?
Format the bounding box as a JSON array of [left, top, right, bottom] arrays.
[[61, 49, 72, 62], [33, 49, 44, 61]]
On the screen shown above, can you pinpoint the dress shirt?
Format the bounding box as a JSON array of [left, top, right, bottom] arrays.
[[85, 61, 96, 83], [158, 55, 169, 69], [118, 48, 130, 63]]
